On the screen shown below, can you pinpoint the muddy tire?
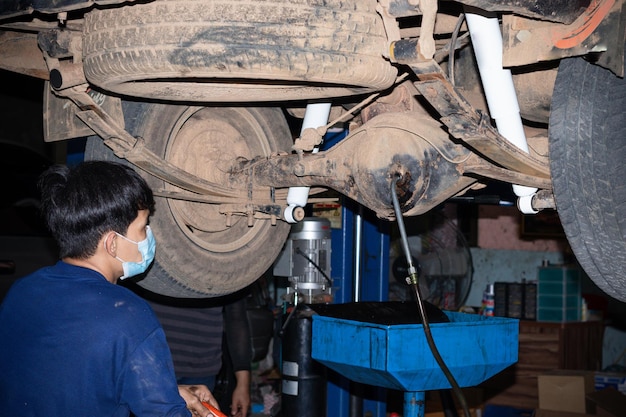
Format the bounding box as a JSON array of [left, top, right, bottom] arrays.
[[549, 55, 626, 302], [82, 0, 396, 102], [86, 102, 293, 297]]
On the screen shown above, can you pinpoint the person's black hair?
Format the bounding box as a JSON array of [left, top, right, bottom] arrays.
[[38, 161, 156, 259]]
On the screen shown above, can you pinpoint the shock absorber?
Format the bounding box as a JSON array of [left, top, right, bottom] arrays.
[[464, 9, 539, 214]]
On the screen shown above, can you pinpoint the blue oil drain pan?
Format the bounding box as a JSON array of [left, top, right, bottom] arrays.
[[310, 301, 518, 392]]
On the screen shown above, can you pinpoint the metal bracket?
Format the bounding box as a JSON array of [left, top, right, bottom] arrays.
[[387, 56, 551, 181], [219, 203, 282, 227], [55, 84, 241, 198], [502, 0, 625, 77]]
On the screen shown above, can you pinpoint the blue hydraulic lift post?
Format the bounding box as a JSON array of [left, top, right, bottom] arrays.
[[327, 200, 390, 417]]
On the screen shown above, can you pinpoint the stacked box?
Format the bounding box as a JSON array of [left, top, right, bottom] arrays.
[[523, 283, 537, 320], [537, 266, 581, 322], [493, 282, 537, 319], [494, 282, 508, 317], [507, 282, 524, 319]]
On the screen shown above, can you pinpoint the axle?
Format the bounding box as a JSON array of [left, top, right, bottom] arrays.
[[241, 112, 476, 220]]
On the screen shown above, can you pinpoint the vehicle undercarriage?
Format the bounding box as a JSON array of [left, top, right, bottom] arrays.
[[1, 0, 624, 301]]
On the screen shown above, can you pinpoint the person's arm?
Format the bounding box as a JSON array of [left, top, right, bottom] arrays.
[[223, 296, 252, 417], [230, 370, 251, 417], [119, 328, 216, 417]]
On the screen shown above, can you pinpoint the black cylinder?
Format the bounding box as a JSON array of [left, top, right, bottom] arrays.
[[281, 307, 327, 417], [48, 63, 87, 90]]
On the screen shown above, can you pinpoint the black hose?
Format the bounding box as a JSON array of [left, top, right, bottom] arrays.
[[279, 303, 299, 337], [390, 177, 471, 417], [295, 247, 333, 285], [439, 389, 461, 417]]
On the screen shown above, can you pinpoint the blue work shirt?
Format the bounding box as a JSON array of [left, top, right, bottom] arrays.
[[0, 261, 191, 417]]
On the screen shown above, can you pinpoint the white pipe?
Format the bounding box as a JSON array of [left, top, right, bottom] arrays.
[[464, 10, 538, 214], [284, 102, 332, 223]]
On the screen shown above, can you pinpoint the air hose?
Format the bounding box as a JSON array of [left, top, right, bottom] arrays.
[[390, 176, 471, 417]]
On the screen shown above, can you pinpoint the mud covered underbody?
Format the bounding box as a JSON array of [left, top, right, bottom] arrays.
[[0, 0, 624, 301]]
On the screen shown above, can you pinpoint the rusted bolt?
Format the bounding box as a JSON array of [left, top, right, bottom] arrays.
[[225, 213, 232, 227], [392, 171, 412, 201], [293, 163, 306, 176], [292, 207, 305, 222]]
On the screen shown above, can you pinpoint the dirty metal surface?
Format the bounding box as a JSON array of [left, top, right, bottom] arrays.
[[56, 85, 242, 198], [458, 0, 590, 24], [44, 87, 124, 142], [251, 112, 477, 219], [56, 83, 477, 220], [0, 31, 48, 79], [502, 0, 626, 77], [403, 61, 550, 180], [0, 0, 134, 19], [462, 154, 553, 190]]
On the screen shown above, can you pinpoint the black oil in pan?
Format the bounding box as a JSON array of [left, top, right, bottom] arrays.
[[308, 301, 449, 325]]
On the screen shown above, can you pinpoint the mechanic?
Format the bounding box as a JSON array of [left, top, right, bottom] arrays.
[[148, 293, 252, 417], [0, 161, 219, 417]]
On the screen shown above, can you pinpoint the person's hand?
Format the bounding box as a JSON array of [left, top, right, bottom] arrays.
[[178, 384, 219, 417], [230, 370, 251, 417]]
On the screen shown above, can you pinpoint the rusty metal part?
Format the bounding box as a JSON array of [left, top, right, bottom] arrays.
[[54, 82, 476, 220], [43, 84, 124, 142], [0, 0, 141, 19], [292, 78, 413, 152], [37, 29, 80, 59], [51, 72, 546, 222], [58, 81, 479, 219], [360, 81, 428, 123], [0, 30, 48, 78], [418, 0, 438, 60], [526, 133, 550, 159], [218, 203, 282, 224], [387, 0, 439, 62], [531, 189, 557, 210], [0, 18, 84, 32], [292, 127, 325, 153], [459, 0, 591, 25], [377, 0, 589, 23], [378, 0, 422, 18], [462, 154, 552, 189], [450, 40, 556, 125], [56, 85, 241, 198], [49, 61, 86, 89], [397, 13, 469, 40], [248, 112, 477, 219], [154, 188, 336, 206], [551, 0, 616, 49], [391, 38, 431, 62], [388, 57, 550, 181], [512, 66, 558, 124], [377, 0, 403, 44], [502, 0, 626, 77], [37, 29, 87, 89]]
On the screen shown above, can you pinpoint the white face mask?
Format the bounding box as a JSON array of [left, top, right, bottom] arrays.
[[114, 226, 156, 279]]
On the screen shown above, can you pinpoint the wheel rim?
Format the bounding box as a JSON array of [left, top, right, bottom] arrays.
[[164, 107, 274, 253]]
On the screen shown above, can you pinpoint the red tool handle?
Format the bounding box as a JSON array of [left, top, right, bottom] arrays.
[[202, 401, 227, 417]]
